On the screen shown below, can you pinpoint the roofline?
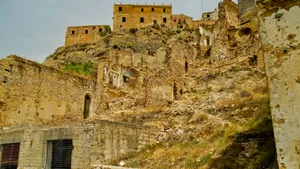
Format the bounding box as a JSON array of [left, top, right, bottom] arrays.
[[67, 25, 111, 28], [114, 3, 172, 7]]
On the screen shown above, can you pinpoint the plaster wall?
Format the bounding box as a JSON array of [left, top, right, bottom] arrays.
[[258, 2, 300, 169]]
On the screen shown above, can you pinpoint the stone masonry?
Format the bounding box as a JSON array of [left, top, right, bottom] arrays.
[[113, 3, 172, 32], [65, 25, 111, 46], [0, 120, 158, 169], [0, 55, 96, 126]]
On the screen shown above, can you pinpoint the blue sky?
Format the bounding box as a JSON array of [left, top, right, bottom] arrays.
[[0, 0, 237, 63]]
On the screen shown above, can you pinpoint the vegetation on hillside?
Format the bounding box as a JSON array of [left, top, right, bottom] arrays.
[[62, 60, 96, 76]]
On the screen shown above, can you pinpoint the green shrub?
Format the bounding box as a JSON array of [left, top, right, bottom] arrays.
[[62, 61, 95, 75], [129, 28, 138, 34], [104, 26, 112, 34]]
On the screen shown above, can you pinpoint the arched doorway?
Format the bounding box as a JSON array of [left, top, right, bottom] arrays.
[[83, 95, 91, 119]]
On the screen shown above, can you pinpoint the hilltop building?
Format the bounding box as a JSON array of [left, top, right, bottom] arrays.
[[64, 3, 219, 46], [113, 3, 172, 31], [65, 25, 111, 46]]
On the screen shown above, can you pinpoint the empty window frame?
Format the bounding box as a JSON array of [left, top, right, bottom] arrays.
[[163, 18, 167, 23], [85, 30, 88, 34], [119, 7, 122, 12], [140, 17, 144, 23], [83, 95, 91, 119], [152, 8, 154, 12], [46, 140, 73, 169], [71, 30, 75, 35], [1, 143, 20, 169], [99, 28, 103, 32], [207, 14, 211, 18], [163, 8, 166, 12], [141, 8, 144, 12], [122, 17, 126, 22]]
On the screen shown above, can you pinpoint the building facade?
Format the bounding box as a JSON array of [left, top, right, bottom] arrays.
[[113, 3, 172, 31], [65, 25, 111, 46]]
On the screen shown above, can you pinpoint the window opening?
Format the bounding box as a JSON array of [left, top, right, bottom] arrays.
[[71, 30, 75, 35], [163, 8, 166, 12], [83, 95, 91, 119], [141, 8, 144, 12], [1, 143, 20, 169], [99, 28, 103, 32], [119, 7, 122, 11], [140, 17, 144, 23], [185, 61, 188, 73], [122, 17, 126, 22], [163, 18, 167, 23], [85, 30, 88, 34], [46, 140, 73, 169], [152, 8, 154, 12], [3, 76, 7, 83]]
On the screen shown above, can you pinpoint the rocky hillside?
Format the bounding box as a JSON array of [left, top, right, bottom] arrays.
[[43, 1, 277, 168]]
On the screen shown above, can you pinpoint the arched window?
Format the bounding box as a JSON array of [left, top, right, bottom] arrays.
[[83, 95, 91, 119]]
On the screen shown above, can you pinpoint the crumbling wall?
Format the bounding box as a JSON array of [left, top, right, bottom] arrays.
[[171, 14, 193, 27], [0, 120, 158, 169], [201, 9, 219, 21], [257, 0, 300, 168], [65, 25, 110, 46], [0, 55, 96, 126]]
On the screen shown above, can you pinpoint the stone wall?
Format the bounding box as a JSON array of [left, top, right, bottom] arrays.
[[65, 25, 111, 46], [0, 55, 96, 127], [113, 4, 172, 32], [201, 9, 219, 21], [257, 0, 300, 168], [171, 14, 193, 27], [0, 120, 158, 169]]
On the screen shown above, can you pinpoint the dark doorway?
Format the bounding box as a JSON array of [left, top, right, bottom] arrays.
[[47, 140, 73, 169], [1, 143, 20, 169], [83, 95, 91, 119]]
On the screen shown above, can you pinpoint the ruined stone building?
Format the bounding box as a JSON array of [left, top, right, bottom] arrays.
[[113, 3, 172, 31], [0, 56, 157, 169], [65, 25, 111, 46], [3, 0, 297, 168], [65, 3, 219, 46]]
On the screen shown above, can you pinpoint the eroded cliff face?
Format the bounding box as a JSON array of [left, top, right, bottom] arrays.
[[257, 0, 300, 168]]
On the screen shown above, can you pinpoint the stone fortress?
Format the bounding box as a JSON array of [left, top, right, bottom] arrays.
[[1, 0, 300, 169]]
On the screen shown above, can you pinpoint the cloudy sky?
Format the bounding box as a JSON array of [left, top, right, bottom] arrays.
[[0, 0, 237, 63]]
